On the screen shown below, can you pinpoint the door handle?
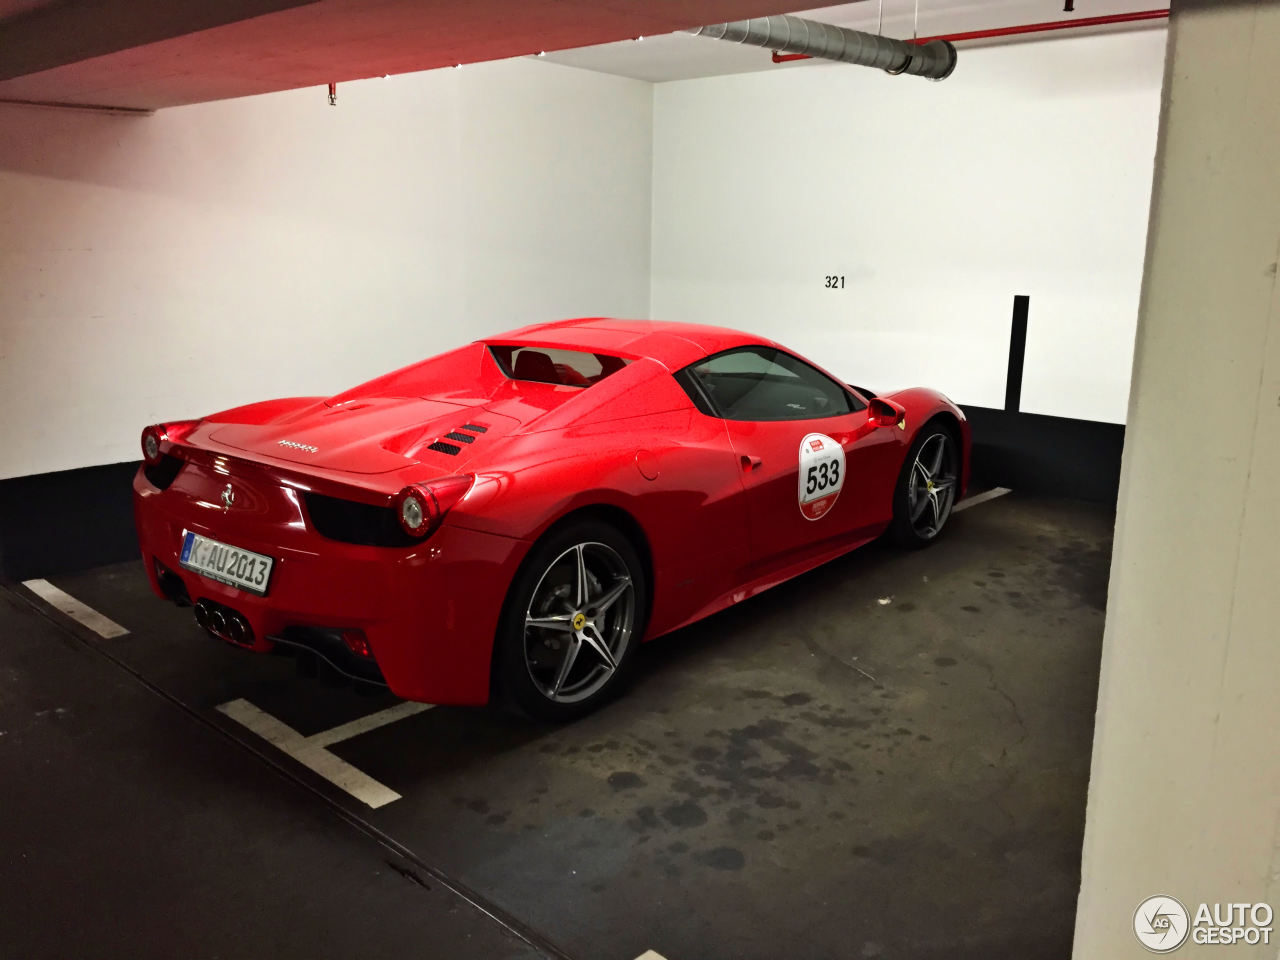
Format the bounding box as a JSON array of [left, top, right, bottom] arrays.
[[740, 454, 763, 471]]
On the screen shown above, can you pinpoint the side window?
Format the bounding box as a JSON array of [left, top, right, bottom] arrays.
[[685, 347, 859, 421]]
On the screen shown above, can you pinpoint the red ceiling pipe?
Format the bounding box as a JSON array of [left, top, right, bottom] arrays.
[[771, 8, 1169, 63]]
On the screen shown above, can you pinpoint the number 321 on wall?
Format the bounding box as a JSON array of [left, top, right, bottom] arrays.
[[824, 275, 845, 289]]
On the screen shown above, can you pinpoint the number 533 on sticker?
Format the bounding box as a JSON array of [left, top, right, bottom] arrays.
[[798, 433, 846, 521]]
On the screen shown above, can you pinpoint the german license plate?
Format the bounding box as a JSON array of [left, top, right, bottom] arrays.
[[179, 531, 274, 596]]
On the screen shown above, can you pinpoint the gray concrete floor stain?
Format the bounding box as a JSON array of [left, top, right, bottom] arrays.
[[398, 496, 1112, 958]]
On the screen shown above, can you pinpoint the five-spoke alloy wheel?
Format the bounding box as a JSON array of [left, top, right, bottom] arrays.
[[524, 541, 635, 704], [496, 520, 647, 720], [890, 426, 959, 547]]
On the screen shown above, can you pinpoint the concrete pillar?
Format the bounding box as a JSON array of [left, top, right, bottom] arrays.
[[1073, 1, 1280, 958]]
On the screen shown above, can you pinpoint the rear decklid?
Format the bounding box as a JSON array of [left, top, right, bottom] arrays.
[[207, 397, 518, 475]]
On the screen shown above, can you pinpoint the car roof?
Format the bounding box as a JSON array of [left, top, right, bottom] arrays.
[[481, 317, 778, 370]]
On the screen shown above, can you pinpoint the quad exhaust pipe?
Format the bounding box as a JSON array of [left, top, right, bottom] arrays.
[[226, 613, 250, 645], [194, 600, 253, 647]]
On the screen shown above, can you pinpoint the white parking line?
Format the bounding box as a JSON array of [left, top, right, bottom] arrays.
[[307, 699, 433, 748], [217, 698, 431, 808], [635, 952, 668, 960], [22, 579, 129, 639], [954, 486, 1012, 513]]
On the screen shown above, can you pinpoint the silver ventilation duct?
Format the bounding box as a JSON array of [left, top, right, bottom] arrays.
[[685, 14, 958, 81]]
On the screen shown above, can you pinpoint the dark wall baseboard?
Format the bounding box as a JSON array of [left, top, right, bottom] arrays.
[[0, 411, 1124, 581], [0, 461, 140, 581], [962, 406, 1124, 504]]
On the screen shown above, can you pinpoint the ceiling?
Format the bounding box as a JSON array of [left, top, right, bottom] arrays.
[[0, 0, 795, 110], [545, 0, 1169, 83], [0, 0, 1167, 111], [0, 0, 50, 16]]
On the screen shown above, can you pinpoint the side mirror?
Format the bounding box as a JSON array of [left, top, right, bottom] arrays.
[[868, 397, 906, 429]]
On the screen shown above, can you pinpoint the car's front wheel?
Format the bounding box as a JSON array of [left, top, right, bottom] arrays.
[[494, 519, 647, 721], [889, 425, 959, 547]]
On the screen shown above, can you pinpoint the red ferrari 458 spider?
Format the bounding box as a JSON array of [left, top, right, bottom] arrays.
[[135, 318, 970, 718]]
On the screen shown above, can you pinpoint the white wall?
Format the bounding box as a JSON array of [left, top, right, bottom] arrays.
[[1, 32, 1166, 481], [650, 30, 1166, 423], [0, 58, 653, 479]]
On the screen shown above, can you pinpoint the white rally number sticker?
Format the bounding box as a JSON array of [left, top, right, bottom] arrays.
[[798, 433, 845, 520]]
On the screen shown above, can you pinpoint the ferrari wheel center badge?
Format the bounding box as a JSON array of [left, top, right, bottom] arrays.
[[572, 612, 587, 631]]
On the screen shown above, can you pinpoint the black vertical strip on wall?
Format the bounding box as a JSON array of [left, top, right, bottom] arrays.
[[1005, 294, 1030, 413], [963, 290, 1124, 504]]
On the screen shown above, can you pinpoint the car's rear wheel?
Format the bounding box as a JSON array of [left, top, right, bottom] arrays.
[[889, 425, 959, 547], [495, 519, 647, 721]]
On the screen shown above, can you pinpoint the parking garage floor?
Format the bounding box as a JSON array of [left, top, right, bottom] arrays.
[[0, 493, 1111, 960]]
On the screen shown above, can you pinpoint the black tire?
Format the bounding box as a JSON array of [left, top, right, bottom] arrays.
[[493, 519, 648, 722], [888, 424, 960, 548]]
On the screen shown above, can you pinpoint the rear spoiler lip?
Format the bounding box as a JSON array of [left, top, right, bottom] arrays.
[[162, 440, 417, 507]]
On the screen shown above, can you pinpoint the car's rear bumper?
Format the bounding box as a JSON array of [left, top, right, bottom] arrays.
[[133, 465, 528, 705]]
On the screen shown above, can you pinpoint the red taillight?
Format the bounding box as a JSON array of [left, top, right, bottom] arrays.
[[342, 629, 371, 659], [394, 475, 474, 539], [141, 425, 165, 465], [395, 487, 430, 536], [141, 420, 200, 465]]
